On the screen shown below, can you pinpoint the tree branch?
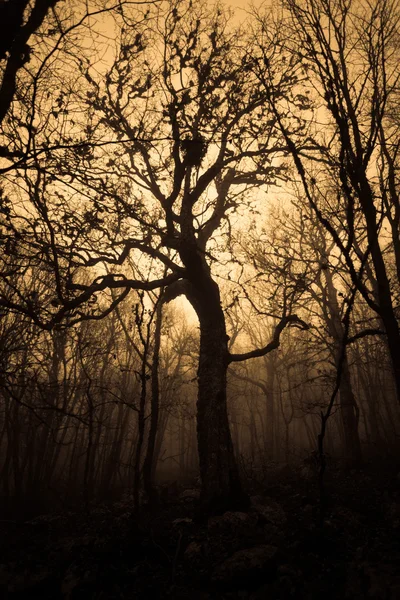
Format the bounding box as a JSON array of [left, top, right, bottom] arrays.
[[228, 315, 309, 363], [346, 328, 385, 345]]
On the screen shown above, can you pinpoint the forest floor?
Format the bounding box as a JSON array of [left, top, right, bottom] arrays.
[[0, 463, 400, 599]]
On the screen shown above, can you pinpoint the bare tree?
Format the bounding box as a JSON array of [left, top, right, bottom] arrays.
[[0, 0, 311, 512], [253, 0, 400, 402]]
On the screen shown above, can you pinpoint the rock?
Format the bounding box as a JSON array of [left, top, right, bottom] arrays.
[[332, 506, 361, 531], [184, 541, 207, 571], [250, 583, 276, 599], [184, 541, 203, 561], [61, 564, 98, 600], [159, 480, 179, 501], [172, 518, 193, 527], [207, 511, 256, 535], [180, 489, 200, 501], [302, 503, 313, 517], [212, 544, 278, 588], [386, 501, 400, 526], [7, 566, 53, 594], [165, 586, 212, 599], [0, 563, 10, 588], [263, 523, 284, 545], [277, 564, 300, 577], [250, 496, 287, 527]]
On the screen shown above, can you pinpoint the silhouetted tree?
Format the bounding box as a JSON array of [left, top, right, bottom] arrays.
[[0, 0, 311, 512], [255, 0, 400, 402]]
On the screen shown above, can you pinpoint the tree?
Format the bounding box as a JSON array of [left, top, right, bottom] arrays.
[[0, 0, 60, 126], [250, 200, 363, 464], [255, 0, 400, 402], [0, 0, 310, 513]]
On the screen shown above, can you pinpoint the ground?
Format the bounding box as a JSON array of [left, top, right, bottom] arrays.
[[1, 463, 400, 599]]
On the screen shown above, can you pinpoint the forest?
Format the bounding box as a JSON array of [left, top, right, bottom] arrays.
[[0, 0, 400, 598]]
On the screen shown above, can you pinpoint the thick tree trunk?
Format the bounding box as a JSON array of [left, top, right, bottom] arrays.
[[175, 216, 247, 514], [196, 309, 247, 513], [184, 271, 248, 514]]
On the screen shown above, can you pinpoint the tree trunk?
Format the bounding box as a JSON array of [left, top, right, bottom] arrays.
[[143, 300, 162, 505], [196, 314, 247, 513], [323, 263, 363, 465], [339, 359, 362, 466], [133, 371, 147, 511], [355, 176, 400, 402], [264, 357, 275, 461], [187, 275, 248, 514]]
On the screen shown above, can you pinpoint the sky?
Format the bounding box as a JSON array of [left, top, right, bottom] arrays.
[[219, 0, 266, 22]]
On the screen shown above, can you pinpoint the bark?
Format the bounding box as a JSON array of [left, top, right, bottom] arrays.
[[83, 384, 94, 507], [249, 412, 256, 464], [0, 0, 59, 125], [323, 257, 363, 465], [180, 415, 187, 472], [143, 300, 163, 504], [264, 357, 275, 461], [279, 384, 294, 465], [0, 0, 29, 59], [133, 369, 147, 510], [356, 176, 400, 403], [100, 402, 127, 498], [196, 308, 247, 513], [183, 268, 248, 514], [339, 359, 362, 465], [379, 126, 400, 288]]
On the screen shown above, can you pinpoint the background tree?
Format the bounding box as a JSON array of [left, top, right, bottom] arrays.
[[254, 0, 400, 402], [248, 198, 363, 465]]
